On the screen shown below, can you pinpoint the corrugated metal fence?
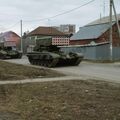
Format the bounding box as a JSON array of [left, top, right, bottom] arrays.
[[60, 43, 120, 61]]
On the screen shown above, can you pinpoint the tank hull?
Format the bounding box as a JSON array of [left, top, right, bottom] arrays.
[[0, 50, 22, 59], [27, 52, 83, 67]]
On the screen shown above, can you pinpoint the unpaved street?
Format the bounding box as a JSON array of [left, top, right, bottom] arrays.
[[53, 62, 120, 83], [4, 56, 120, 83]]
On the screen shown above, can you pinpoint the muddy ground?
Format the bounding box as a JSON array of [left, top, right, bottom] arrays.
[[0, 60, 64, 80], [0, 80, 120, 120], [0, 60, 120, 120]]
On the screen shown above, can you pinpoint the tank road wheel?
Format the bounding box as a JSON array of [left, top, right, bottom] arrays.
[[42, 61, 48, 67], [46, 59, 59, 68], [44, 62, 47, 66], [30, 60, 34, 65], [45, 59, 53, 67], [35, 60, 39, 65], [74, 58, 81, 66], [39, 61, 44, 67], [34, 60, 38, 65], [41, 60, 50, 67], [39, 61, 42, 66], [32, 60, 35, 65], [31, 60, 36, 65]]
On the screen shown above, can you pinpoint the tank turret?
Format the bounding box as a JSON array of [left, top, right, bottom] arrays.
[[0, 43, 22, 59], [27, 37, 83, 67]]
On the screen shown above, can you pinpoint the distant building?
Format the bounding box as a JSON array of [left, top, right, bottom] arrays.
[[0, 31, 21, 50], [54, 24, 76, 35]]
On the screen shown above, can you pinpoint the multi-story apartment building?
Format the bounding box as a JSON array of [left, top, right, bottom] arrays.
[[54, 24, 76, 35]]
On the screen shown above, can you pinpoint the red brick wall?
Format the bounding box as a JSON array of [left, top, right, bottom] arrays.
[[70, 39, 95, 45], [112, 22, 120, 46], [97, 22, 120, 47]]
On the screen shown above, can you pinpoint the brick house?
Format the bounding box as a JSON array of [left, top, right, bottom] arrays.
[[0, 31, 21, 49], [70, 21, 120, 47], [24, 26, 70, 53]]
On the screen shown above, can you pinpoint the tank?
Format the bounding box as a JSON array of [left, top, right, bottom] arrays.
[[0, 46, 22, 59], [0, 49, 7, 59], [27, 37, 84, 67]]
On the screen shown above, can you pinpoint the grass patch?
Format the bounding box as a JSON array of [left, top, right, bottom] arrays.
[[0, 60, 64, 80], [0, 80, 120, 120]]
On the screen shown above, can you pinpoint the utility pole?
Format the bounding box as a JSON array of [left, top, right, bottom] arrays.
[[109, 0, 113, 61], [112, 0, 120, 38], [109, 0, 120, 61], [20, 20, 23, 52]]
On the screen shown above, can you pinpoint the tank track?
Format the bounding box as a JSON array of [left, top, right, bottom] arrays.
[[28, 56, 59, 67], [28, 57, 82, 67]]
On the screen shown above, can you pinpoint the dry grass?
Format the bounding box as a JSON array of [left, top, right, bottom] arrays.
[[0, 80, 120, 120], [0, 60, 64, 80]]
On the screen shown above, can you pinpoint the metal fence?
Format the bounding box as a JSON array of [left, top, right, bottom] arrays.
[[60, 43, 120, 61]]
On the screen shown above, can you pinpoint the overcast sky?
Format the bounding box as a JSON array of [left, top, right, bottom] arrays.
[[0, 0, 120, 35]]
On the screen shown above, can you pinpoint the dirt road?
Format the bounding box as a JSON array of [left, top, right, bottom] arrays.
[[53, 62, 120, 83], [4, 56, 120, 83]]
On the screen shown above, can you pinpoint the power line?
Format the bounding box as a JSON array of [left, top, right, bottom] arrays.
[[1, 21, 20, 32], [103, 0, 106, 17], [24, 0, 96, 22], [0, 0, 96, 33]]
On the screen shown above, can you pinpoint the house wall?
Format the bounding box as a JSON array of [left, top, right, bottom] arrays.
[[112, 22, 120, 46], [97, 22, 120, 47], [70, 39, 94, 45], [23, 36, 37, 53], [0, 32, 21, 50], [4, 33, 20, 45]]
